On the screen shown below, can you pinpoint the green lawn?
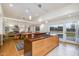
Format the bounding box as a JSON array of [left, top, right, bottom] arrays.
[[66, 32, 75, 37]]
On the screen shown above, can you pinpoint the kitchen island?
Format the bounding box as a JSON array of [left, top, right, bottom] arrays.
[[24, 33, 59, 56]]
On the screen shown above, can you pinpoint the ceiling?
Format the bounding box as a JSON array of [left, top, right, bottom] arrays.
[[1, 3, 69, 20], [1, 3, 79, 24]]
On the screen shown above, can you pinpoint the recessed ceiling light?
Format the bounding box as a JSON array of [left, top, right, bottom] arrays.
[[45, 21, 48, 24], [9, 4, 14, 7], [29, 16, 32, 20], [38, 18, 42, 22], [25, 9, 29, 13], [9, 24, 14, 27]]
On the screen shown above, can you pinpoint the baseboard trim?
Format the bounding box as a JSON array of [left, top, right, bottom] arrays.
[[60, 39, 79, 45]]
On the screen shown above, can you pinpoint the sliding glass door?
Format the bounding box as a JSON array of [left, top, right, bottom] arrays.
[[77, 24, 79, 42], [76, 21, 79, 43], [49, 22, 79, 43], [66, 23, 76, 41], [77, 22, 79, 42], [50, 24, 63, 39]]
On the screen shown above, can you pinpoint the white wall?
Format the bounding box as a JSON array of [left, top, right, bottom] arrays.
[[40, 24, 49, 32], [0, 4, 3, 46], [39, 16, 79, 33], [0, 4, 3, 34]]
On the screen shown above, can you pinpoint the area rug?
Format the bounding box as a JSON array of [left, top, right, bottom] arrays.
[[16, 40, 24, 51]]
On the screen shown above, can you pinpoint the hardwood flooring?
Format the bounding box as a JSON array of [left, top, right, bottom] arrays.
[[0, 38, 79, 56], [0, 38, 24, 56]]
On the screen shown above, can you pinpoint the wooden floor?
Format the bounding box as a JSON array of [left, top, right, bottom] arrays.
[[0, 38, 79, 56], [47, 42, 79, 56], [0, 38, 24, 56]]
